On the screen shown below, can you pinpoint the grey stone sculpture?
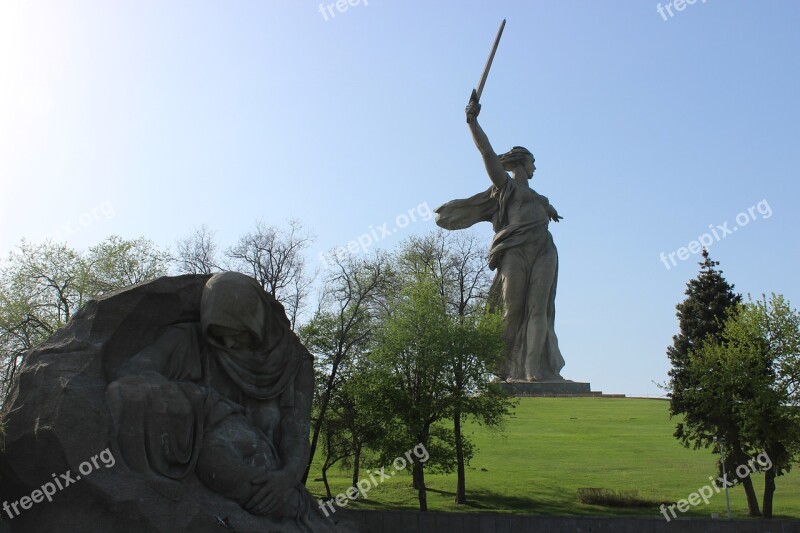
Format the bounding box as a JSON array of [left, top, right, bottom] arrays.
[[0, 272, 352, 532], [435, 99, 566, 382]]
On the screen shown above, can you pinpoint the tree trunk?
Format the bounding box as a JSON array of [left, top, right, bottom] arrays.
[[322, 464, 333, 500], [454, 406, 466, 504], [741, 474, 762, 516], [763, 467, 776, 519], [726, 447, 761, 517], [412, 460, 428, 511], [302, 360, 340, 483], [352, 443, 362, 489]]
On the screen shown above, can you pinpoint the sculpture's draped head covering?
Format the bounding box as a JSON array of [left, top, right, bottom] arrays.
[[499, 146, 534, 172], [200, 271, 301, 403]]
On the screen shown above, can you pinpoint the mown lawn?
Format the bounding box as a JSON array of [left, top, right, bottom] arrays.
[[306, 397, 800, 519]]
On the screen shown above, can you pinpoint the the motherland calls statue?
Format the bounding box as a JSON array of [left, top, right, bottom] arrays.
[[434, 21, 566, 382], [0, 272, 352, 533]]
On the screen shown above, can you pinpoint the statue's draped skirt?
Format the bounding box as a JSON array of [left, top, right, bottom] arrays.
[[435, 177, 565, 380]]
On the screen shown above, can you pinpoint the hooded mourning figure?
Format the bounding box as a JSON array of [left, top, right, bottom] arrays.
[[1, 272, 353, 532], [105, 272, 336, 531], [200, 270, 302, 406]]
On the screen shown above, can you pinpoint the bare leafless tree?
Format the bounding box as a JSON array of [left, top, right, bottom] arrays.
[[224, 219, 314, 330], [397, 229, 497, 505], [174, 225, 221, 275], [398, 229, 491, 317]]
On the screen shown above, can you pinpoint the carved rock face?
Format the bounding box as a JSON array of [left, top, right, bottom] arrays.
[[0, 274, 351, 533]]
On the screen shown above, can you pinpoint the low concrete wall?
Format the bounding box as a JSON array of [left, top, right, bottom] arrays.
[[336, 510, 800, 532], [498, 381, 592, 395]]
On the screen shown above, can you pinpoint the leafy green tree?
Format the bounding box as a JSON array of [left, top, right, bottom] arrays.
[[0, 240, 89, 399], [665, 250, 761, 514], [86, 235, 171, 292], [668, 249, 742, 415], [0, 237, 170, 402], [299, 251, 392, 484], [370, 275, 511, 511], [397, 230, 512, 504], [446, 311, 513, 504], [315, 360, 386, 499], [744, 294, 800, 518], [687, 295, 800, 518], [369, 277, 453, 511]]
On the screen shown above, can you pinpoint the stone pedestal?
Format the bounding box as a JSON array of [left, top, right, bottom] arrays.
[[498, 380, 600, 397]]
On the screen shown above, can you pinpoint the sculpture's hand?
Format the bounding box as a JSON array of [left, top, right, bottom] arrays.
[[245, 470, 296, 516], [466, 91, 481, 124], [549, 211, 563, 223]]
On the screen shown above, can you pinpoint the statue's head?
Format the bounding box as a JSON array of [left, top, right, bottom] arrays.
[[499, 146, 535, 179], [200, 271, 299, 400], [201, 271, 266, 351]]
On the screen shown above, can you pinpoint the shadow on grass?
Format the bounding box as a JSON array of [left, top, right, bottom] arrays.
[[312, 486, 666, 518], [443, 487, 672, 517], [428, 487, 574, 514], [309, 491, 418, 513]]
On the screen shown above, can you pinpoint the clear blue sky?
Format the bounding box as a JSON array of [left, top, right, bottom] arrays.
[[1, 1, 798, 396]]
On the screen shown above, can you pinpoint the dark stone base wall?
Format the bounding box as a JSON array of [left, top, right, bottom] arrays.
[[498, 381, 595, 396], [337, 510, 800, 533]]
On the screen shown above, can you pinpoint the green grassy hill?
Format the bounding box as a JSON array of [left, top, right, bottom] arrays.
[[306, 397, 800, 519]]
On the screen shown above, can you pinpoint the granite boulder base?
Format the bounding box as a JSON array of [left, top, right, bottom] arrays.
[[0, 274, 353, 533]]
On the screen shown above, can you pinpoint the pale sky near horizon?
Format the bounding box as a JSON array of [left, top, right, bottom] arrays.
[[1, 1, 798, 397]]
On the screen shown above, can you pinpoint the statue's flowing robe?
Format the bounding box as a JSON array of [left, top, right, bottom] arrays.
[[435, 176, 565, 380]]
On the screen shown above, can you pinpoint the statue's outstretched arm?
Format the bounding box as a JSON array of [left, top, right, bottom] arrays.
[[535, 192, 564, 223], [466, 100, 507, 190]]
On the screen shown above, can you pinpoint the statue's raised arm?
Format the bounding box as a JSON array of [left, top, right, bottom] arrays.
[[466, 97, 507, 190]]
